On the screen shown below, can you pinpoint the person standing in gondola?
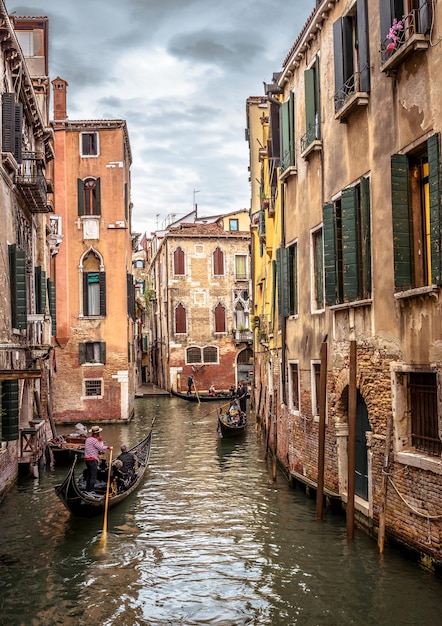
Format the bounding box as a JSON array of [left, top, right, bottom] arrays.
[[84, 426, 113, 492], [187, 375, 194, 395], [236, 380, 248, 413]]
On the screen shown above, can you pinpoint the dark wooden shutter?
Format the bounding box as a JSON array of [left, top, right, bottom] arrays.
[[323, 202, 338, 305], [291, 244, 298, 316], [48, 278, 56, 336], [95, 177, 101, 215], [2, 93, 15, 154], [79, 343, 86, 364], [379, 0, 393, 42], [213, 247, 224, 275], [175, 303, 186, 333], [100, 341, 106, 364], [34, 267, 47, 314], [357, 0, 370, 92], [333, 19, 345, 112], [276, 248, 282, 316], [270, 100, 280, 160], [391, 153, 413, 290], [288, 92, 295, 167], [99, 272, 106, 316], [174, 247, 185, 275], [83, 272, 88, 315], [428, 133, 441, 285], [1, 380, 19, 441], [78, 179, 85, 216], [280, 246, 291, 318], [304, 67, 315, 141], [342, 186, 359, 302], [280, 99, 290, 169], [420, 0, 432, 33], [214, 303, 226, 333], [314, 57, 321, 138], [9, 245, 27, 330], [14, 102, 23, 164], [360, 177, 372, 298], [126, 273, 134, 319]]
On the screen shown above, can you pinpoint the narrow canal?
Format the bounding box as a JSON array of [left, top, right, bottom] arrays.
[[1, 395, 442, 625]]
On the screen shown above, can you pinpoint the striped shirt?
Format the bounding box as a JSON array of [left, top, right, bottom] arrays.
[[84, 436, 107, 460]]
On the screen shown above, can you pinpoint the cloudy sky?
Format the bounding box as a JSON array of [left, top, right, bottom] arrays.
[[9, 0, 313, 236]]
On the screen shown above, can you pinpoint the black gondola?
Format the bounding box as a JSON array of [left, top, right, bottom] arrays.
[[170, 388, 234, 402], [54, 430, 153, 517], [47, 434, 86, 465], [217, 405, 248, 438]]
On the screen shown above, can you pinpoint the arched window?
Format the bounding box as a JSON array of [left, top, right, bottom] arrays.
[[214, 303, 226, 333], [203, 346, 218, 363], [213, 247, 224, 276], [81, 249, 106, 317], [186, 346, 201, 363], [175, 303, 187, 334], [78, 177, 101, 216], [174, 247, 185, 275]]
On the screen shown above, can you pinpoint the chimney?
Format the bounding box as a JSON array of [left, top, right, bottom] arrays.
[[51, 77, 68, 120]]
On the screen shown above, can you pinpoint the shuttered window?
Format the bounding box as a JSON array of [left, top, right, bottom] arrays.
[[312, 228, 324, 311], [280, 92, 295, 172], [48, 278, 56, 336], [333, 0, 370, 113], [303, 56, 321, 151], [79, 341, 106, 364], [80, 132, 99, 156], [127, 273, 135, 320], [213, 247, 224, 276], [214, 303, 226, 333], [173, 247, 185, 275], [175, 303, 187, 334], [2, 93, 22, 164], [78, 178, 101, 216], [83, 271, 106, 316], [1, 380, 19, 442], [35, 267, 47, 315], [8, 244, 27, 330], [391, 133, 441, 291]]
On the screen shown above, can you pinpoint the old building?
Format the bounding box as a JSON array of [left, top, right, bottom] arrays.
[[147, 212, 252, 393], [0, 8, 54, 496], [249, 0, 442, 567], [50, 78, 136, 424]]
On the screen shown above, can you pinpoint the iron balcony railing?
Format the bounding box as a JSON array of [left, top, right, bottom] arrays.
[[381, 7, 430, 65], [15, 152, 51, 213]]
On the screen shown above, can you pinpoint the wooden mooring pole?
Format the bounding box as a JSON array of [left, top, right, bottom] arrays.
[[347, 340, 357, 540], [316, 341, 327, 520]]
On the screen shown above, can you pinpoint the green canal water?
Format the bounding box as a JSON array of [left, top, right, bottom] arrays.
[[1, 396, 442, 625]]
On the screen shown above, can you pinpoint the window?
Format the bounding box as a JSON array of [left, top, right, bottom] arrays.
[[77, 177, 101, 216], [312, 362, 321, 418], [185, 346, 219, 364], [79, 342, 106, 364], [233, 289, 250, 330], [8, 244, 27, 330], [214, 303, 226, 333], [175, 303, 187, 334], [173, 247, 185, 275], [229, 219, 239, 231], [301, 56, 321, 154], [15, 31, 34, 56], [323, 177, 371, 305], [235, 255, 247, 280], [380, 0, 432, 64], [333, 0, 370, 114], [0, 380, 19, 441], [278, 243, 298, 318], [280, 91, 295, 172], [391, 134, 441, 291], [134, 259, 145, 269], [34, 267, 47, 315], [311, 228, 324, 311], [2, 93, 22, 164], [289, 362, 300, 412], [213, 247, 224, 276], [409, 372, 441, 456], [80, 132, 99, 157], [84, 379, 102, 397]]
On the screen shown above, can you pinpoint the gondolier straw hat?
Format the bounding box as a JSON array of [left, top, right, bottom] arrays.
[[90, 426, 103, 434]]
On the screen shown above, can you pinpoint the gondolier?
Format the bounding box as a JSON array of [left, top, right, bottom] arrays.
[[84, 426, 113, 492]]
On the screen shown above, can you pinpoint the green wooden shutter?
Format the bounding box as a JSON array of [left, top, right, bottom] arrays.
[[323, 202, 338, 305], [100, 342, 106, 364], [34, 267, 47, 315], [304, 67, 315, 144], [9, 245, 27, 330], [1, 380, 19, 441], [391, 153, 412, 290], [48, 278, 56, 336], [2, 93, 15, 153], [357, 0, 370, 92], [280, 99, 290, 171], [428, 133, 441, 285], [288, 91, 295, 167], [124, 182, 129, 220], [14, 102, 23, 164], [79, 343, 86, 364], [333, 19, 345, 112], [280, 246, 291, 318], [272, 258, 278, 320], [95, 177, 101, 215], [314, 56, 321, 139], [342, 186, 359, 302], [77, 179, 84, 216], [360, 177, 372, 298], [291, 244, 298, 316], [99, 272, 106, 316]]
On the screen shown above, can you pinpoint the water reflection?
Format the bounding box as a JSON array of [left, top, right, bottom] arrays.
[[1, 396, 442, 625]]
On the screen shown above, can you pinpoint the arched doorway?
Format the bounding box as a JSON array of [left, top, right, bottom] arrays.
[[355, 391, 371, 500], [237, 348, 253, 384]]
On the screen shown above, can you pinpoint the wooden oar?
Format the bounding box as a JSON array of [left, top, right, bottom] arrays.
[[192, 400, 231, 424], [99, 447, 113, 550], [193, 379, 201, 405]]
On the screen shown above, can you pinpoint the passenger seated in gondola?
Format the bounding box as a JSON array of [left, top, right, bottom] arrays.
[[111, 459, 126, 494], [227, 401, 241, 424], [117, 444, 136, 480], [208, 383, 218, 396]]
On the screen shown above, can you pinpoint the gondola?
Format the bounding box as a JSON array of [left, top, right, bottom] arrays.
[[47, 433, 86, 466], [54, 430, 153, 517], [217, 404, 248, 438], [170, 387, 234, 402]]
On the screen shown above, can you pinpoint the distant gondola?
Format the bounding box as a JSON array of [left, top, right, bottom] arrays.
[[47, 433, 86, 466], [217, 404, 248, 438], [54, 430, 153, 517], [170, 388, 234, 402]]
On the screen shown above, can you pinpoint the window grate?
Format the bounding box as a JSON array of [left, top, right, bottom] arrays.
[[409, 372, 442, 456]]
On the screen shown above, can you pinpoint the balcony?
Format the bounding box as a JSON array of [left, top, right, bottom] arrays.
[[334, 70, 369, 122], [15, 152, 51, 213], [233, 329, 254, 344], [300, 119, 322, 160], [381, 8, 431, 76]]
